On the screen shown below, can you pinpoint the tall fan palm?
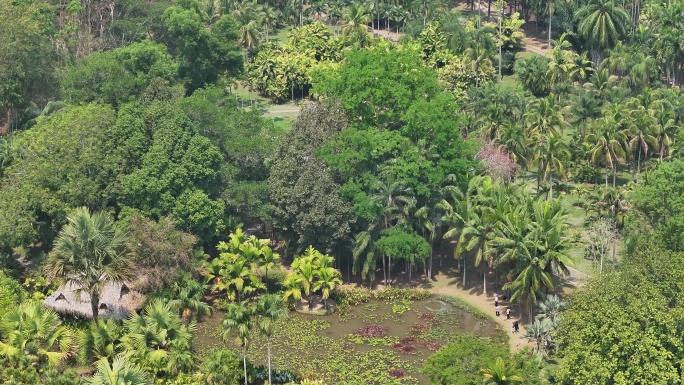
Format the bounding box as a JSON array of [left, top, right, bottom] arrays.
[[481, 356, 524, 384], [523, 318, 553, 356], [254, 294, 288, 385], [223, 302, 254, 385], [0, 301, 73, 367], [85, 356, 150, 385], [45, 207, 134, 319], [575, 0, 629, 65], [536, 294, 567, 325]]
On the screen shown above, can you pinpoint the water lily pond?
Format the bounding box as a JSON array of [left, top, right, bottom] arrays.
[[196, 295, 507, 384]]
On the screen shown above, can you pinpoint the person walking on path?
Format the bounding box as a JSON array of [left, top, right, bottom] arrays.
[[506, 307, 511, 319], [514, 321, 519, 333], [495, 305, 500, 317], [510, 322, 515, 334], [494, 295, 499, 307]]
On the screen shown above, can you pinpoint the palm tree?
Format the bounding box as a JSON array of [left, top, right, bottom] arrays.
[[481, 357, 524, 384], [254, 294, 288, 385], [627, 107, 657, 180], [653, 106, 678, 160], [523, 318, 553, 356], [168, 278, 212, 324], [313, 265, 342, 309], [495, 124, 529, 169], [0, 301, 73, 367], [585, 121, 628, 187], [223, 302, 254, 385], [122, 299, 195, 377], [84, 356, 150, 385], [45, 207, 134, 319], [575, 0, 629, 65], [531, 136, 570, 197], [442, 177, 481, 287], [78, 318, 124, 365], [569, 90, 602, 140], [536, 294, 567, 325], [341, 5, 371, 44], [524, 96, 565, 138]]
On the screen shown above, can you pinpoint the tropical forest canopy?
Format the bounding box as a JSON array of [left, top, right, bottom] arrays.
[[2, 0, 684, 382]]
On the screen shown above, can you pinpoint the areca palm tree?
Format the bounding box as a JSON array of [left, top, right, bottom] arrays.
[[313, 266, 342, 309], [254, 294, 288, 385], [85, 356, 150, 385], [495, 123, 529, 169], [585, 121, 628, 187], [45, 207, 134, 319], [481, 356, 524, 384], [0, 301, 73, 367], [223, 302, 254, 385], [168, 278, 212, 324], [575, 0, 629, 65]]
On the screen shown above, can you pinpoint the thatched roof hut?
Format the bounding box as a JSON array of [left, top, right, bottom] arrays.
[[43, 281, 146, 320]]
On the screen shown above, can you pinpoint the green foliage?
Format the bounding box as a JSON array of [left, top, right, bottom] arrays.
[[0, 0, 57, 111], [0, 104, 118, 247], [199, 349, 244, 385], [514, 55, 552, 97], [312, 45, 441, 130], [268, 101, 353, 254], [554, 240, 684, 384], [629, 159, 684, 250], [422, 334, 509, 385], [61, 40, 179, 106], [0, 270, 25, 315], [162, 4, 243, 93], [375, 227, 430, 265]]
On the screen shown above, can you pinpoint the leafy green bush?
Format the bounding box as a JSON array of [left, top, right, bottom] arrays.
[[0, 270, 24, 314], [253, 366, 302, 384]]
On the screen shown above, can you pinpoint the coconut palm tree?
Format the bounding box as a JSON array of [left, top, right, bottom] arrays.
[[254, 294, 288, 385], [78, 317, 124, 365], [525, 96, 565, 138], [627, 107, 657, 180], [341, 5, 371, 43], [481, 357, 524, 384], [45, 207, 134, 319], [0, 301, 73, 367], [223, 302, 254, 385], [531, 135, 570, 197], [84, 356, 150, 385], [575, 0, 629, 65], [495, 123, 529, 169]]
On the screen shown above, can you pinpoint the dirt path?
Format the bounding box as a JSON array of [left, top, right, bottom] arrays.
[[428, 263, 532, 353]]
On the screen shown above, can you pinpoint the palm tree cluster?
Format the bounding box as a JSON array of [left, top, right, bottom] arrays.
[[441, 176, 573, 317], [205, 227, 280, 302], [523, 295, 567, 357], [222, 294, 288, 385], [283, 246, 343, 310]]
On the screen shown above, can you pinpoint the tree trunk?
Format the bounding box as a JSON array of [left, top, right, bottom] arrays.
[[637, 146, 642, 182], [388, 256, 392, 285], [482, 263, 487, 295], [309, 293, 314, 310], [548, 0, 552, 48], [243, 347, 248, 385], [462, 255, 467, 287], [91, 289, 100, 319], [267, 338, 273, 385], [382, 254, 387, 285], [612, 163, 617, 187]]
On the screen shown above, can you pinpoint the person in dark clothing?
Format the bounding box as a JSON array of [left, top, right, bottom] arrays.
[[514, 321, 519, 333]]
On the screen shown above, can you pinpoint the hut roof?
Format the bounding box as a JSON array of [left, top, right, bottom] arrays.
[[43, 280, 146, 321]]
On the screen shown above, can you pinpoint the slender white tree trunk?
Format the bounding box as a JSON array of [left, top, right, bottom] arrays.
[[243, 347, 248, 385], [267, 338, 272, 385]]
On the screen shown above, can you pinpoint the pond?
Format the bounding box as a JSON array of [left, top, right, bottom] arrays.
[[195, 295, 507, 385]]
